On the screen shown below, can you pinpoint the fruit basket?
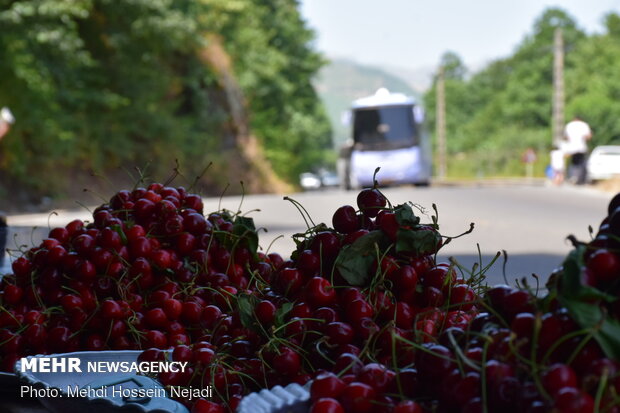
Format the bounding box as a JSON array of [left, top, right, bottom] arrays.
[[236, 382, 310, 413], [0, 178, 618, 412]]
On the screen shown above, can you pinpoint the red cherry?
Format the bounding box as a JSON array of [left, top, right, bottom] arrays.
[[542, 364, 578, 397], [272, 346, 301, 376], [339, 382, 376, 413], [163, 298, 183, 321], [201, 305, 223, 328], [144, 330, 167, 348], [310, 232, 341, 260], [448, 284, 477, 310], [342, 229, 369, 245], [554, 387, 594, 413], [357, 188, 386, 218], [587, 249, 620, 284], [145, 308, 168, 329], [151, 249, 173, 269], [326, 322, 355, 345], [332, 205, 359, 234], [193, 347, 216, 365], [393, 400, 424, 413], [181, 301, 203, 324], [390, 265, 418, 290], [310, 372, 346, 401], [297, 250, 321, 277], [65, 219, 85, 237], [503, 289, 535, 320], [377, 211, 399, 240], [333, 353, 363, 376], [3, 284, 23, 305], [309, 398, 344, 413], [172, 344, 193, 362], [510, 312, 535, 338], [357, 362, 395, 392], [346, 298, 374, 324], [98, 227, 122, 250], [306, 277, 337, 307], [49, 227, 70, 243], [423, 265, 456, 290], [101, 299, 124, 319], [129, 237, 152, 259], [277, 268, 303, 295], [394, 301, 414, 329], [60, 294, 83, 312], [183, 195, 204, 213], [255, 300, 276, 325], [125, 225, 146, 241], [72, 234, 96, 256]]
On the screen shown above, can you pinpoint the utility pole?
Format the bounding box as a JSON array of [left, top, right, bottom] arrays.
[[552, 28, 565, 146], [436, 66, 447, 179]]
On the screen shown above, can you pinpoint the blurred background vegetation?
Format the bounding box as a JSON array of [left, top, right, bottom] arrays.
[[423, 9, 620, 179], [1, 3, 620, 210], [0, 0, 332, 210]]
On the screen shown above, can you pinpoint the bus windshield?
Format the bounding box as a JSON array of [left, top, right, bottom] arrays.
[[353, 105, 418, 148]]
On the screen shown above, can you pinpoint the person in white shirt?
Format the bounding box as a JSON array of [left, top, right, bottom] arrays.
[[563, 116, 592, 184], [0, 107, 15, 140], [550, 144, 566, 185]]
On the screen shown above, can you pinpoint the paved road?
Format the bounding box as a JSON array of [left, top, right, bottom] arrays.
[[3, 183, 613, 288]]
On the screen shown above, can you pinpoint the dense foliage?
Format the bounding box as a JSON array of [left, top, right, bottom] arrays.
[[0, 0, 332, 207], [424, 8, 620, 178]]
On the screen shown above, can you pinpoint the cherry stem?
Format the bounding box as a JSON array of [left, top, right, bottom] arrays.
[[188, 161, 213, 193], [372, 167, 381, 189], [236, 181, 246, 217], [283, 196, 316, 229], [217, 183, 231, 212], [163, 159, 181, 187]]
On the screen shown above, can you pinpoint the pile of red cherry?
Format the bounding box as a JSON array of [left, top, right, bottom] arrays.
[[0, 180, 618, 413], [0, 183, 269, 373]]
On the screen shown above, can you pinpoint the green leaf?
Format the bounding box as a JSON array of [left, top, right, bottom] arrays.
[[274, 302, 293, 328], [236, 294, 258, 331], [557, 245, 620, 359], [560, 247, 617, 303], [233, 216, 259, 257], [112, 224, 128, 246], [395, 227, 441, 256], [394, 203, 421, 227], [335, 230, 388, 286], [559, 297, 620, 360]]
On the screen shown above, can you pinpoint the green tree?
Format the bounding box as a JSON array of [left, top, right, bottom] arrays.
[[198, 0, 332, 181], [423, 7, 592, 178], [0, 0, 330, 206], [424, 52, 472, 155], [565, 15, 620, 145]]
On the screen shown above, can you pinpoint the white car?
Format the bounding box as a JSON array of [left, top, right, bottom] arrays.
[[299, 172, 322, 190], [587, 145, 620, 181]]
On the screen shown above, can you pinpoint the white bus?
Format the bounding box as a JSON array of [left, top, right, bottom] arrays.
[[337, 88, 432, 189]]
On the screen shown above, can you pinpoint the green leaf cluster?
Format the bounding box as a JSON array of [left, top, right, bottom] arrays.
[[554, 246, 620, 360], [0, 0, 331, 202]]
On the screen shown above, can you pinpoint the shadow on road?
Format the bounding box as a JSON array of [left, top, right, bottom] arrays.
[[439, 252, 565, 289]]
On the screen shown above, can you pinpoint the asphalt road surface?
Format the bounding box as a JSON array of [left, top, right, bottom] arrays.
[[4, 182, 613, 290]]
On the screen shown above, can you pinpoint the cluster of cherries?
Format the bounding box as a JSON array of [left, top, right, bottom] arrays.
[[1, 179, 619, 413], [134, 185, 485, 412], [151, 189, 619, 413], [0, 183, 270, 374]]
